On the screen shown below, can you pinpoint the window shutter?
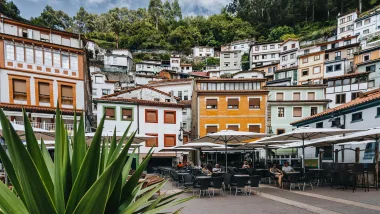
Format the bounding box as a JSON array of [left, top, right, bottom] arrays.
[[206, 126, 217, 134], [293, 107, 302, 117], [39, 83, 50, 95], [164, 135, 176, 147], [146, 134, 158, 147], [122, 109, 132, 120], [206, 99, 217, 105], [227, 125, 239, 131], [105, 108, 115, 117], [249, 98, 260, 108], [146, 110, 157, 122], [308, 92, 315, 100], [61, 85, 73, 98], [249, 125, 260, 133], [293, 93, 300, 100], [13, 79, 27, 93], [228, 99, 239, 105], [165, 111, 175, 123], [277, 93, 284, 100]]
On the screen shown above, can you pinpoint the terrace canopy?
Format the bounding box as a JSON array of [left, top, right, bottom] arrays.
[[85, 130, 154, 144]]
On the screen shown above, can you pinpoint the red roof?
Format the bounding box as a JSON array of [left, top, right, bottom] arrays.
[[102, 85, 180, 101], [0, 103, 81, 114], [95, 98, 185, 108], [189, 72, 209, 77]]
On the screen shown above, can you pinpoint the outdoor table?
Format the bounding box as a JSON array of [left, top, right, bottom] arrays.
[[196, 176, 212, 179], [284, 171, 300, 174], [308, 169, 323, 171], [234, 174, 250, 177]]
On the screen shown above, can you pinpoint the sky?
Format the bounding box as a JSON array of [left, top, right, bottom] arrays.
[[12, 0, 232, 19]]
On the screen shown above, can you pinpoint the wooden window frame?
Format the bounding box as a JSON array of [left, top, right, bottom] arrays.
[[145, 109, 158, 123], [293, 92, 301, 101], [227, 98, 239, 109], [8, 74, 31, 105], [164, 134, 176, 147], [35, 78, 54, 107], [206, 125, 218, 134], [249, 98, 261, 109], [293, 107, 303, 118], [249, 125, 261, 133], [276, 92, 284, 101], [308, 92, 316, 100], [277, 129, 285, 135], [206, 98, 218, 109], [227, 124, 239, 131], [57, 81, 76, 108], [164, 110, 176, 124], [145, 133, 158, 147], [121, 107, 133, 121], [103, 106, 116, 120]]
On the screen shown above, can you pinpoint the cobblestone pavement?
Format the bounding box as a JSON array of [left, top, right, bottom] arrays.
[[162, 183, 380, 214]]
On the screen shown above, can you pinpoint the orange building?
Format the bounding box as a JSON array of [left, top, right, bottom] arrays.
[[192, 78, 269, 138]]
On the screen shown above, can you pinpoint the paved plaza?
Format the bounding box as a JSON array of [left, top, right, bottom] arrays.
[[163, 183, 380, 214]]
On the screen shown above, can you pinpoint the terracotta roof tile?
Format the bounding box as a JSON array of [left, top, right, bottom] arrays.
[[95, 98, 185, 108], [102, 85, 180, 101], [291, 89, 380, 125], [323, 72, 370, 80], [196, 78, 266, 82], [0, 103, 81, 114], [197, 90, 269, 93], [179, 100, 192, 106], [147, 79, 192, 85]]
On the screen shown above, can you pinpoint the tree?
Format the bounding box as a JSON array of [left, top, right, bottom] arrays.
[[108, 8, 127, 49], [0, 0, 24, 21], [172, 0, 182, 20], [31, 6, 73, 30], [74, 7, 90, 34], [163, 0, 174, 23], [148, 0, 163, 30]]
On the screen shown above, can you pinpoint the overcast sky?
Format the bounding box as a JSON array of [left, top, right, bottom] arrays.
[[13, 0, 231, 19]]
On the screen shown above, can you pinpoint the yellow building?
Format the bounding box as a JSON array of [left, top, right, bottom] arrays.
[[298, 50, 325, 85], [192, 78, 268, 138]]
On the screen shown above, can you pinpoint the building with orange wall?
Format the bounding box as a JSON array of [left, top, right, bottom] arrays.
[[0, 15, 88, 131], [191, 78, 269, 138]]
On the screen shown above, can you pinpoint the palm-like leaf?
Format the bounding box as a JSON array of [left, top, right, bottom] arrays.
[[0, 107, 192, 213]]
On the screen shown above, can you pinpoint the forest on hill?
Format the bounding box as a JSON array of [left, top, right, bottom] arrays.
[[1, 0, 380, 53]]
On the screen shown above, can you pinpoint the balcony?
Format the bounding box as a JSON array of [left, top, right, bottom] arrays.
[[100, 66, 129, 73], [12, 121, 75, 131]]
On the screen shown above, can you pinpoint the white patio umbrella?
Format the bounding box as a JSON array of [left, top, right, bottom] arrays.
[[261, 127, 362, 170], [0, 122, 55, 140], [328, 127, 380, 182], [191, 130, 272, 170], [159, 146, 196, 152], [85, 131, 154, 144]]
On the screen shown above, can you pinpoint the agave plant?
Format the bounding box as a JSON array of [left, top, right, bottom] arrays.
[[0, 108, 192, 213]]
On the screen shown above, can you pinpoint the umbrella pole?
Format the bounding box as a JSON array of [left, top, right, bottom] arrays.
[[375, 139, 379, 188], [302, 138, 305, 172], [225, 141, 228, 172], [216, 151, 217, 164]]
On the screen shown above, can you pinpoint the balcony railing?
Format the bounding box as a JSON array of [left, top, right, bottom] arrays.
[[12, 121, 75, 131]]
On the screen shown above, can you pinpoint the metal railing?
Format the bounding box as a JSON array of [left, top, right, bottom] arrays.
[[12, 121, 75, 131]]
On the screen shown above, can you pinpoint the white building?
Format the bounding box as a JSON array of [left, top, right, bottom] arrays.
[[180, 64, 193, 73], [221, 39, 254, 54], [250, 41, 282, 69], [354, 10, 380, 42], [220, 50, 242, 74], [192, 46, 215, 57], [94, 85, 185, 161], [135, 60, 162, 74], [232, 70, 265, 79], [337, 11, 357, 39], [0, 16, 88, 131], [103, 49, 133, 73], [279, 39, 299, 69], [291, 89, 380, 163], [170, 55, 181, 73]]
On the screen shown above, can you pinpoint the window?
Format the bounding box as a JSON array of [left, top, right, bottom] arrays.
[[113, 57, 117, 64], [227, 125, 239, 131], [334, 64, 342, 71], [102, 89, 111, 95], [302, 58, 308, 63], [364, 29, 370, 34], [340, 18, 345, 24], [369, 80, 375, 88], [335, 51, 341, 60], [178, 91, 182, 99], [364, 55, 370, 61], [224, 53, 230, 58], [249, 98, 260, 109], [283, 46, 288, 51], [302, 69, 309, 76], [13, 79, 27, 101], [336, 94, 346, 104], [206, 99, 217, 109], [53, 52, 60, 67], [254, 55, 259, 60], [325, 53, 329, 60], [293, 92, 300, 101], [351, 92, 360, 100], [308, 92, 315, 100], [321, 45, 327, 51], [313, 66, 321, 74], [61, 85, 73, 105], [270, 45, 275, 49], [6, 44, 14, 60], [326, 65, 333, 73], [344, 40, 351, 46], [364, 18, 370, 24], [95, 76, 103, 84], [351, 112, 363, 122], [276, 93, 284, 101], [227, 98, 239, 109], [314, 55, 320, 61], [315, 122, 323, 128], [206, 126, 217, 134], [70, 55, 78, 70], [145, 133, 158, 147], [164, 134, 176, 147], [343, 79, 350, 85], [16, 46, 24, 62], [62, 54, 69, 69], [282, 56, 287, 61], [335, 80, 342, 86], [262, 46, 267, 50], [262, 55, 267, 59], [224, 62, 230, 67], [291, 43, 296, 49], [104, 107, 116, 120], [311, 107, 318, 116], [377, 107, 380, 117], [35, 49, 42, 65], [44, 50, 52, 66], [38, 82, 50, 103], [277, 129, 285, 135], [347, 15, 352, 21], [164, 111, 176, 124], [271, 53, 276, 58], [340, 27, 345, 33], [366, 65, 376, 72], [278, 107, 285, 117], [356, 21, 362, 27], [183, 90, 188, 100], [92, 89, 97, 96], [25, 47, 34, 63], [331, 43, 338, 48], [249, 125, 260, 133], [304, 49, 310, 55], [145, 109, 158, 123], [347, 49, 353, 56], [255, 46, 259, 51], [293, 107, 302, 117]]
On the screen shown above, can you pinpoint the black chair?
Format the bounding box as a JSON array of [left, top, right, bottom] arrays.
[[171, 171, 180, 187], [182, 174, 193, 190], [352, 164, 366, 192], [211, 176, 224, 196], [300, 172, 314, 191], [284, 174, 301, 191], [223, 173, 233, 194], [248, 175, 261, 195], [198, 178, 211, 198], [234, 176, 248, 196], [238, 168, 248, 175]]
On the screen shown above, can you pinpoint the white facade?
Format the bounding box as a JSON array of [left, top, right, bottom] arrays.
[[180, 64, 193, 73], [147, 80, 192, 101], [103, 49, 133, 72], [354, 12, 380, 42], [279, 39, 299, 69], [232, 70, 265, 79], [170, 56, 181, 73], [250, 41, 282, 69], [136, 61, 162, 73], [222, 39, 254, 53], [337, 12, 357, 39], [192, 46, 215, 57], [220, 51, 242, 73]]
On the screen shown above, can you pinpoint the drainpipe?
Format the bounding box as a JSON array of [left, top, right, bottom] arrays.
[[137, 104, 140, 134]]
